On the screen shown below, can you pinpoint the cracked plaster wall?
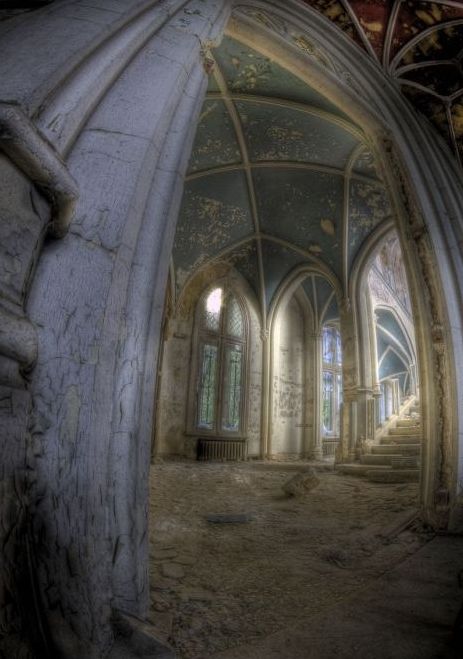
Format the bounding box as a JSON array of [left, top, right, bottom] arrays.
[[0, 0, 232, 657]]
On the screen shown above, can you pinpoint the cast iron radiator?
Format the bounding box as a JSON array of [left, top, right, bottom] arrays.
[[197, 438, 247, 461]]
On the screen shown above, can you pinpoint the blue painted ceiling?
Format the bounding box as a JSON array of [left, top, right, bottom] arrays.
[[173, 36, 393, 310]]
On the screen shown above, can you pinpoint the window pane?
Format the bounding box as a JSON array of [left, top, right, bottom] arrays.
[[203, 288, 222, 331], [221, 344, 243, 432], [336, 332, 342, 366], [336, 373, 342, 435], [198, 344, 218, 429], [323, 327, 335, 364], [226, 296, 244, 338], [323, 370, 334, 432]]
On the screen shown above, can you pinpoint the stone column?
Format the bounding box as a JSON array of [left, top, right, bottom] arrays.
[[0, 1, 232, 656], [0, 107, 77, 656], [310, 331, 324, 460], [260, 328, 271, 458], [337, 300, 360, 462]]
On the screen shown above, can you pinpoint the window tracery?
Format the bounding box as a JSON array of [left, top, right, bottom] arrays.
[[194, 286, 247, 436]]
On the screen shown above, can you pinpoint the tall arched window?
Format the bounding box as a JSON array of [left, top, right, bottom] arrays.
[[322, 324, 342, 436], [193, 286, 247, 436]]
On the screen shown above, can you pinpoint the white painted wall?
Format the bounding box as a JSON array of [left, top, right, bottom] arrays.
[[272, 295, 305, 456]]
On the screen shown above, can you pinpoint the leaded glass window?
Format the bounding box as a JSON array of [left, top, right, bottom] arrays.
[[221, 343, 243, 432], [322, 324, 342, 436], [198, 344, 218, 429], [227, 296, 244, 338], [322, 371, 334, 432], [194, 287, 247, 435], [202, 288, 222, 331]]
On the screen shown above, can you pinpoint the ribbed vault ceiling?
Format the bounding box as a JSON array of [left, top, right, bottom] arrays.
[[300, 0, 463, 166], [173, 36, 391, 321]]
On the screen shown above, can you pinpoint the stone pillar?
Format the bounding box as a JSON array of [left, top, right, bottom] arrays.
[[0, 1, 232, 656], [310, 332, 324, 460], [0, 108, 77, 656], [260, 327, 271, 458], [337, 301, 360, 462], [351, 293, 379, 450]]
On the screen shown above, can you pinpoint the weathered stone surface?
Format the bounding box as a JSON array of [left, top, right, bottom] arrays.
[[161, 563, 185, 580], [206, 513, 253, 524], [282, 468, 320, 497]]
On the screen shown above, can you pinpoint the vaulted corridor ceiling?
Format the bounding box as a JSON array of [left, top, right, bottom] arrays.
[[173, 35, 392, 312]]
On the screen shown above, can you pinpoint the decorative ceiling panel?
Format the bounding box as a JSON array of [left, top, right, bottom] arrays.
[[301, 274, 338, 326], [400, 62, 462, 96], [188, 99, 242, 174], [348, 181, 392, 268], [378, 348, 408, 380], [376, 307, 411, 352], [222, 240, 261, 298], [253, 167, 343, 277], [451, 100, 463, 161], [323, 295, 340, 322], [397, 21, 463, 65], [173, 171, 254, 290], [300, 0, 368, 50], [348, 0, 393, 59], [213, 35, 349, 115], [297, 1, 463, 166], [261, 240, 308, 307], [391, 1, 463, 61], [174, 34, 393, 313], [235, 100, 359, 167], [400, 86, 450, 141]]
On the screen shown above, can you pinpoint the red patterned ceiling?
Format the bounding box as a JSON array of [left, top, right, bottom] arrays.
[[300, 0, 463, 165]]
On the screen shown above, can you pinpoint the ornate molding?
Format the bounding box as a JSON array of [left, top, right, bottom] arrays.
[[0, 104, 78, 238], [0, 104, 78, 384], [383, 136, 455, 525]]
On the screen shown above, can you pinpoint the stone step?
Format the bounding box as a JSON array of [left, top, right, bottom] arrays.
[[372, 444, 420, 455], [380, 436, 421, 445], [336, 464, 386, 477], [361, 454, 402, 466], [367, 469, 420, 483], [389, 427, 421, 436], [396, 419, 420, 428], [390, 456, 420, 470]]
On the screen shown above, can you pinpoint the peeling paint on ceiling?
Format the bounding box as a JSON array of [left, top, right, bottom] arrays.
[[173, 35, 392, 316]]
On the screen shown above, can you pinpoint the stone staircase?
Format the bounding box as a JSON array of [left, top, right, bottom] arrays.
[[337, 403, 421, 483]]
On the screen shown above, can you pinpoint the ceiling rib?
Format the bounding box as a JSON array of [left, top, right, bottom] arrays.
[[340, 0, 379, 63], [311, 275, 319, 329], [397, 79, 445, 100], [206, 91, 365, 141], [320, 290, 336, 327], [383, 0, 402, 73], [211, 57, 268, 326], [342, 143, 364, 300], [390, 18, 463, 73], [259, 233, 339, 285], [446, 102, 461, 168], [395, 59, 456, 76], [186, 160, 383, 186]]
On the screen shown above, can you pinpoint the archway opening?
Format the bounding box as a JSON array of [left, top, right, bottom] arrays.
[[147, 28, 428, 654]]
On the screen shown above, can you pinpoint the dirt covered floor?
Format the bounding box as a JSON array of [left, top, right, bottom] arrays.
[[148, 461, 428, 658]]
